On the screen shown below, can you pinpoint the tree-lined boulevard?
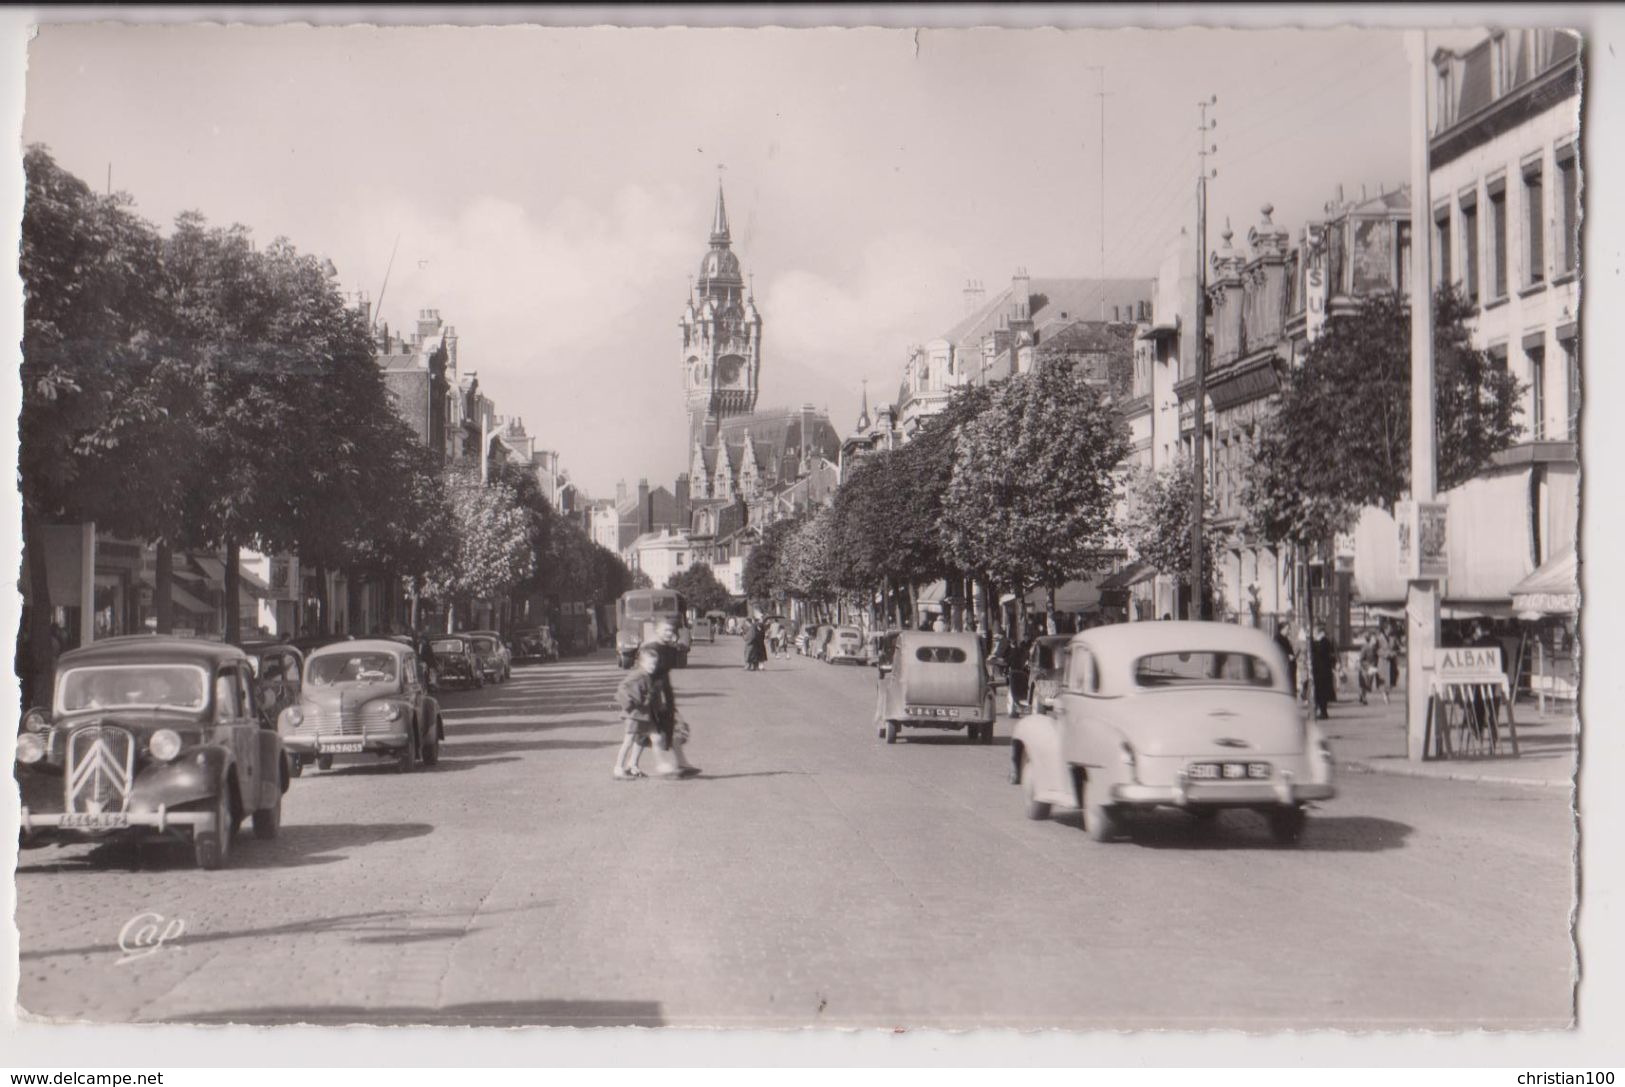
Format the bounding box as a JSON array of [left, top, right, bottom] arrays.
[[15, 641, 1572, 1029]]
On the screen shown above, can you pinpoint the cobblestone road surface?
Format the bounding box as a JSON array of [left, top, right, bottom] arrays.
[[14, 638, 1576, 1029]]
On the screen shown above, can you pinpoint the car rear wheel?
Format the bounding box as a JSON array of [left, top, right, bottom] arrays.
[[1022, 757, 1051, 821], [316, 754, 334, 771], [884, 719, 899, 745], [1081, 778, 1119, 843], [194, 790, 233, 870], [251, 787, 281, 840], [1268, 805, 1306, 845], [979, 722, 995, 744]]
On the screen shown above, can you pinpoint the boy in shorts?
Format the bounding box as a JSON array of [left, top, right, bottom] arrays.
[[612, 643, 663, 780]]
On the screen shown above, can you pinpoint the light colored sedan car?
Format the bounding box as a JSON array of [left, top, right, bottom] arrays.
[[874, 631, 997, 744], [826, 625, 866, 664], [1010, 621, 1334, 844]]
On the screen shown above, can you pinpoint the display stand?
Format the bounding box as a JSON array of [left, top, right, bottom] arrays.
[[1422, 674, 1518, 759]]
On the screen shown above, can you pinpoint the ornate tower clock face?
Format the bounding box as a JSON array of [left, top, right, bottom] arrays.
[[717, 355, 744, 387]]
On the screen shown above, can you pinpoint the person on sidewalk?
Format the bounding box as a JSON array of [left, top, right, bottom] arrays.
[[1310, 623, 1338, 720], [1273, 619, 1299, 700]]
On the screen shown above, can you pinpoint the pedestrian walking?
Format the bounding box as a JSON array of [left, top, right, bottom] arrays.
[[743, 616, 767, 671], [1358, 630, 1387, 705], [768, 617, 787, 659], [1309, 623, 1337, 720], [1377, 622, 1398, 691]]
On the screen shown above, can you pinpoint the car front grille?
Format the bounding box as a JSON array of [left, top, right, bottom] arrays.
[[291, 709, 363, 737], [65, 726, 136, 814]]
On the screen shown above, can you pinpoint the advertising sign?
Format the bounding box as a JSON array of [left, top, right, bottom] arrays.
[[269, 555, 298, 601], [1303, 224, 1328, 344], [1396, 500, 1449, 580], [1434, 646, 1504, 685]]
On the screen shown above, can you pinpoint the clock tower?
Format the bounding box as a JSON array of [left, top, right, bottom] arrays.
[[680, 181, 762, 449]]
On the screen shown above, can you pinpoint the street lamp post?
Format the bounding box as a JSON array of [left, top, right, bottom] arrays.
[[1406, 30, 1441, 761]]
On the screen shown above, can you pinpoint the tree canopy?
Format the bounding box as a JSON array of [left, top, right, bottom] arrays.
[[942, 358, 1128, 598], [665, 563, 732, 615], [1245, 288, 1524, 546]]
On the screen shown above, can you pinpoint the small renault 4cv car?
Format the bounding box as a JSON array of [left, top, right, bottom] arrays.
[[278, 639, 444, 775], [15, 635, 291, 870], [1009, 621, 1335, 844], [874, 630, 997, 744]]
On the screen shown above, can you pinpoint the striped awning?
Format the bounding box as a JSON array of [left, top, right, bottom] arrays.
[[1510, 546, 1578, 616]]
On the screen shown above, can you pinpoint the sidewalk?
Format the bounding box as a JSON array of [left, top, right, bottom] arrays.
[[1318, 685, 1577, 789]]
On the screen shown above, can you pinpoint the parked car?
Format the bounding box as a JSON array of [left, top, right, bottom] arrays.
[[1026, 635, 1072, 715], [247, 643, 305, 725], [873, 631, 997, 744], [15, 635, 290, 870], [1009, 621, 1335, 844], [509, 626, 558, 665], [465, 632, 511, 683], [429, 635, 481, 690], [827, 625, 866, 665], [278, 639, 443, 775]]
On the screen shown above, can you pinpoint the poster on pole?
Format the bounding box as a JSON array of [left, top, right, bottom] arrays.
[[1396, 500, 1449, 580]]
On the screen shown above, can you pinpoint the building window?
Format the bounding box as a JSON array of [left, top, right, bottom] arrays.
[[1460, 192, 1480, 304], [1491, 32, 1511, 96], [1556, 144, 1578, 275], [1523, 160, 1545, 286], [1561, 336, 1579, 439], [1397, 221, 1412, 294], [1487, 343, 1508, 373], [1487, 178, 1508, 300], [1434, 204, 1453, 289], [1436, 63, 1456, 129], [1528, 342, 1546, 441]]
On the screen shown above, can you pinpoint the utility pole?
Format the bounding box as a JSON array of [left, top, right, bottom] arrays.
[[1190, 95, 1217, 620], [1086, 66, 1108, 319], [1406, 30, 1440, 760]]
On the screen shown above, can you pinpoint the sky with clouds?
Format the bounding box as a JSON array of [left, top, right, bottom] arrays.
[[22, 20, 1455, 496]]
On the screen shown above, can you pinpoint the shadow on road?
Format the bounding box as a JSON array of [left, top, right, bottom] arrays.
[[886, 735, 1012, 748], [683, 770, 807, 781], [20, 899, 552, 962], [16, 821, 435, 878], [443, 737, 618, 758], [1054, 809, 1416, 852], [160, 997, 665, 1027], [311, 756, 522, 776]]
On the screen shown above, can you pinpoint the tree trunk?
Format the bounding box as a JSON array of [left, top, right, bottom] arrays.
[[314, 565, 329, 635], [1046, 584, 1058, 634], [346, 572, 364, 635], [224, 537, 242, 645], [155, 538, 173, 634], [22, 510, 56, 712]]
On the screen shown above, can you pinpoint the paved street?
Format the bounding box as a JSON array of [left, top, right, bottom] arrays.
[[15, 637, 1576, 1030]]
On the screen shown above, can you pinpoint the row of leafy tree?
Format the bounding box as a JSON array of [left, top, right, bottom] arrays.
[[743, 287, 1522, 635], [19, 146, 635, 699]]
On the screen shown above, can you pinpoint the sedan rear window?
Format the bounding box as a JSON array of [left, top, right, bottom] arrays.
[[1134, 651, 1276, 689], [431, 639, 465, 654], [915, 646, 968, 664]]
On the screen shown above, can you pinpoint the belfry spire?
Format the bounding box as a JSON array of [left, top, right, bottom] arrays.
[[710, 180, 731, 246]]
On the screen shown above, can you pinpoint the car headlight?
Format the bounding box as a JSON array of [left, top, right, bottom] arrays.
[[279, 706, 304, 731], [22, 709, 50, 733], [15, 731, 46, 765], [378, 702, 402, 722], [149, 729, 183, 762]]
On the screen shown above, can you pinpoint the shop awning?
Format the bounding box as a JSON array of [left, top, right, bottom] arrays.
[[1510, 545, 1578, 616], [192, 556, 271, 597], [916, 580, 948, 606], [1099, 561, 1157, 590], [1024, 576, 1106, 612]]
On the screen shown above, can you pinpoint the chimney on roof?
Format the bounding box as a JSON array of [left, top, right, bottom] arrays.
[[675, 473, 691, 531], [445, 325, 458, 368], [963, 279, 986, 315], [616, 479, 628, 507], [638, 479, 652, 536], [417, 308, 442, 343], [1011, 268, 1032, 323]]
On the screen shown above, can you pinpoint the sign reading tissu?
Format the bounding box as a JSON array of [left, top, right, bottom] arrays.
[[1395, 500, 1449, 580]]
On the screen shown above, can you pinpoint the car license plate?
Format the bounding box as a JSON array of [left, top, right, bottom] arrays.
[[1190, 762, 1272, 780], [319, 740, 364, 753], [60, 812, 129, 830], [906, 706, 960, 717]]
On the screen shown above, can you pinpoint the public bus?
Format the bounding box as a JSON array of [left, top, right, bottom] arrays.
[[614, 588, 691, 669]]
